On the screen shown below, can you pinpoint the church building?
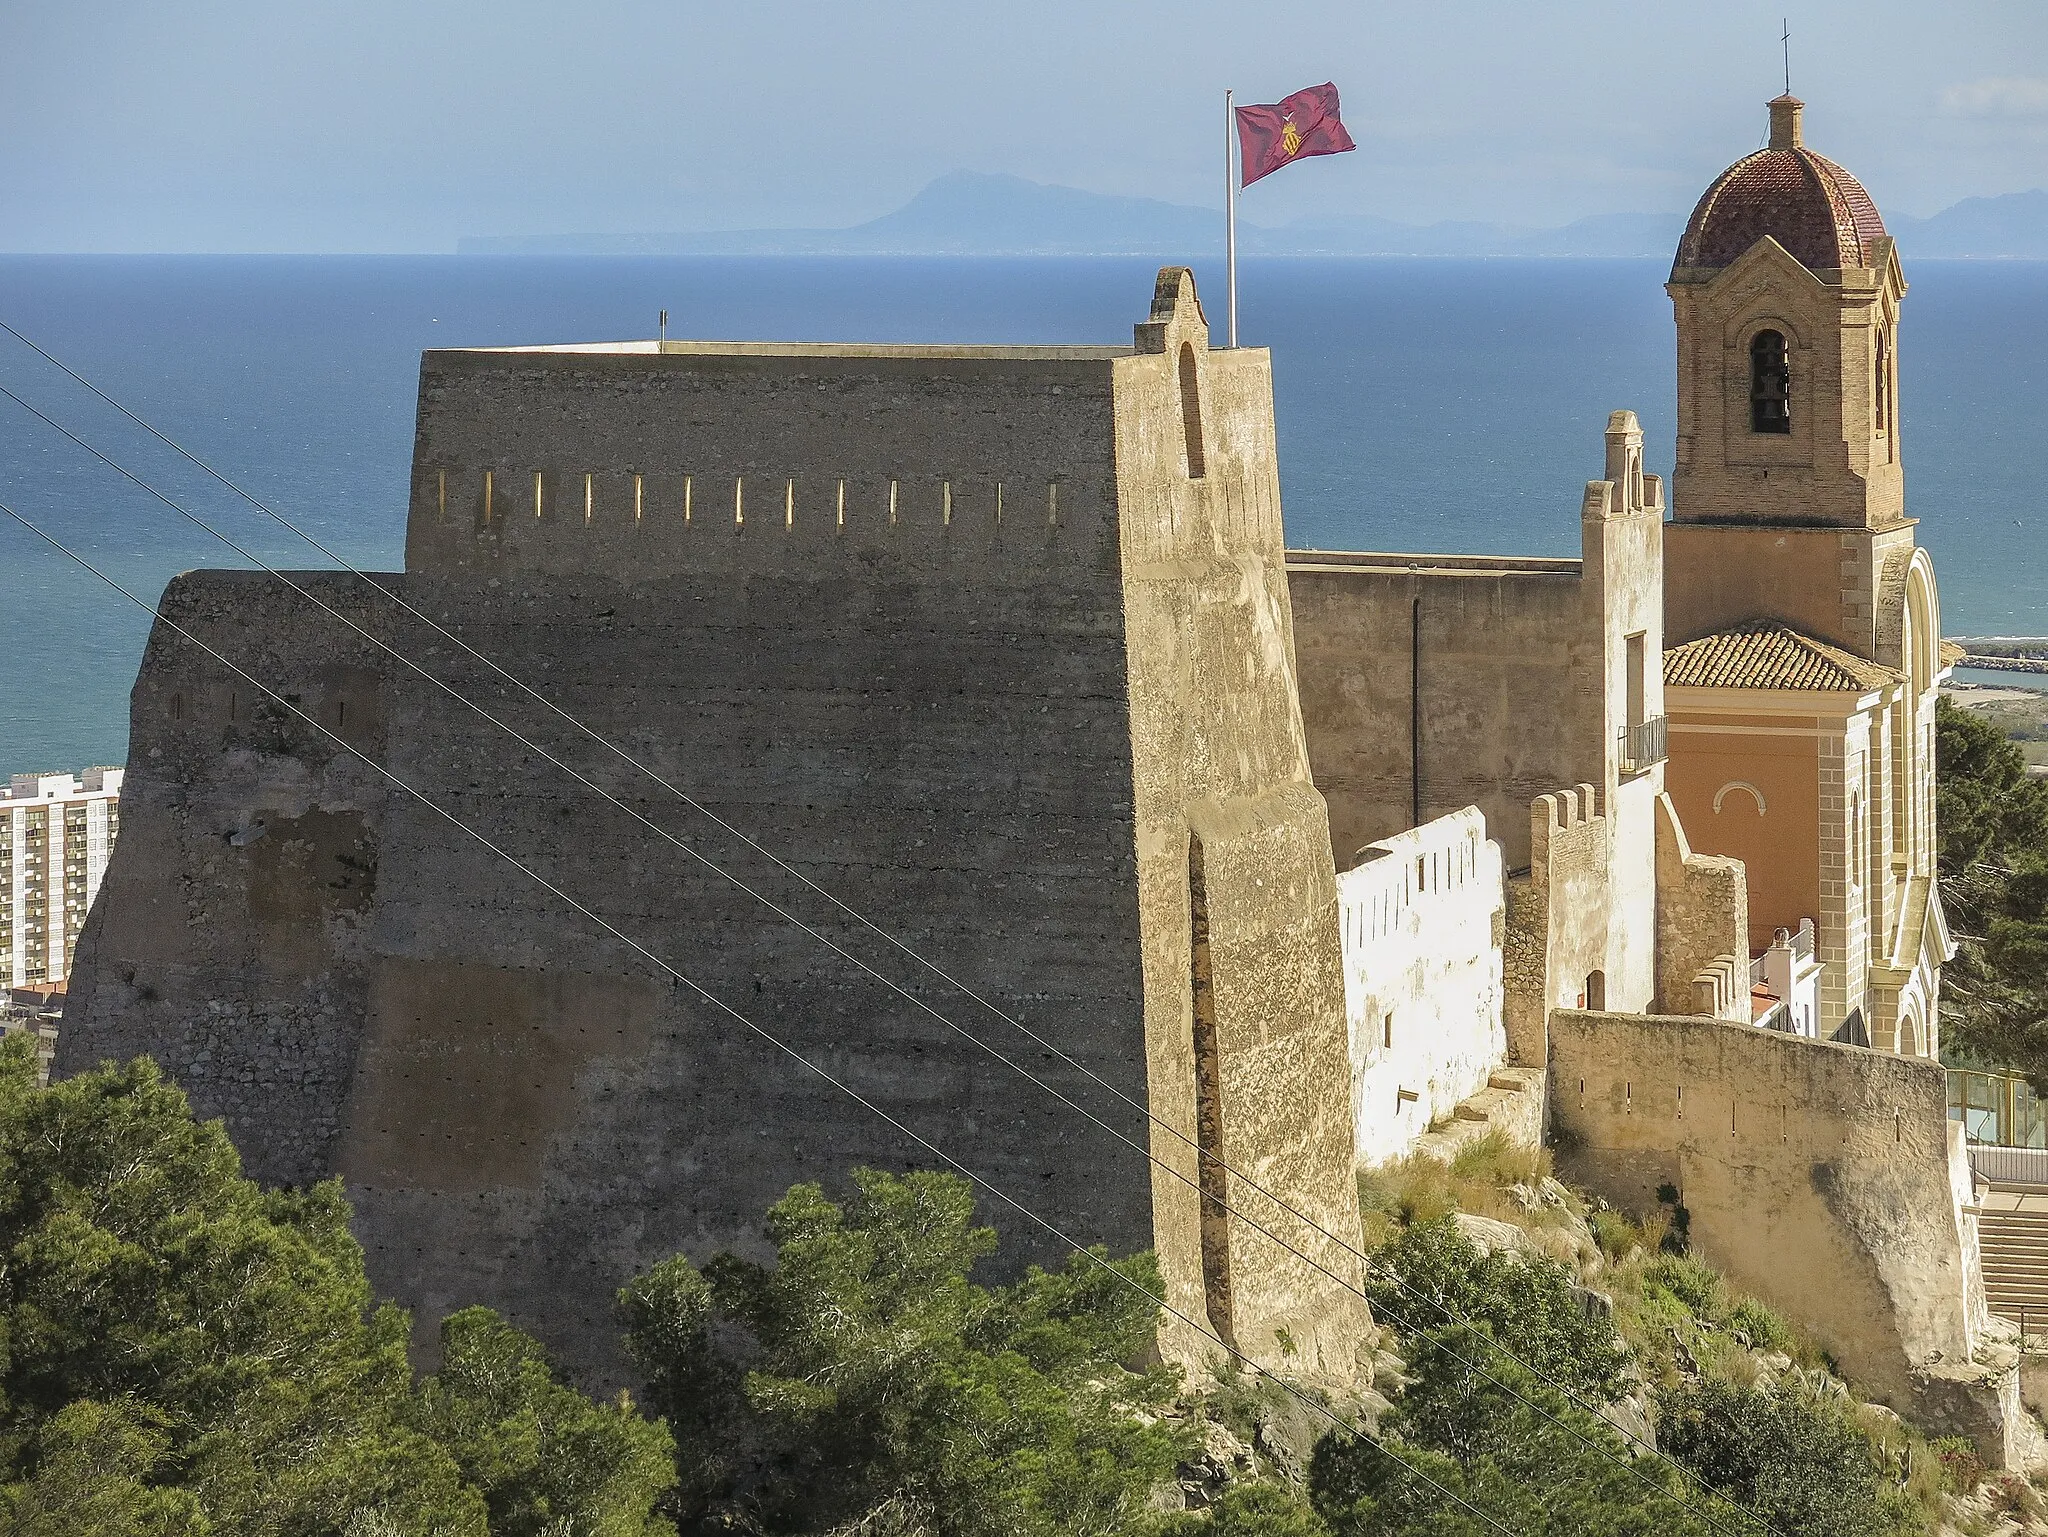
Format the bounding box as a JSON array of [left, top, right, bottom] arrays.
[[1659, 95, 1955, 1056]]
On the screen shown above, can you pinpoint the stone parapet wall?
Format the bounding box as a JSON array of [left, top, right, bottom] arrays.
[[1549, 1007, 2014, 1459], [1337, 806, 1506, 1166], [1651, 791, 1750, 1020], [405, 345, 1130, 587]]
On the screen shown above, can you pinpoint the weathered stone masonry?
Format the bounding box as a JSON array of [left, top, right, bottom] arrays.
[[62, 272, 1370, 1387]]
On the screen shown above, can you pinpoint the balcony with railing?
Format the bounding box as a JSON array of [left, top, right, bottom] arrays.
[[1618, 714, 1668, 775]]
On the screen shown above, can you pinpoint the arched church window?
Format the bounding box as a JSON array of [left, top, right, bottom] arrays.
[[1750, 330, 1791, 434], [1874, 327, 1890, 436], [1178, 343, 1207, 480]]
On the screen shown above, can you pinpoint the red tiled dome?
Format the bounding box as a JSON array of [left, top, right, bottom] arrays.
[[1675, 97, 1888, 273]]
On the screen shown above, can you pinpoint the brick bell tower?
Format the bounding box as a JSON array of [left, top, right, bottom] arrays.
[[1663, 93, 1909, 656], [1659, 96, 1952, 1056]]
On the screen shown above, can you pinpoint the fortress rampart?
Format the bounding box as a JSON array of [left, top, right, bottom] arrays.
[[66, 572, 396, 1187], [1550, 1007, 2014, 1460], [60, 271, 1369, 1387]]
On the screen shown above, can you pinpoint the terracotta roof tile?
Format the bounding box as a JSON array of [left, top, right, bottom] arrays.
[[1674, 101, 1887, 273], [1664, 622, 1900, 693]]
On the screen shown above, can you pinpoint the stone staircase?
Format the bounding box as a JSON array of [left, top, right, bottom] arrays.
[[1410, 1066, 1546, 1164], [1979, 1200, 2048, 1333]]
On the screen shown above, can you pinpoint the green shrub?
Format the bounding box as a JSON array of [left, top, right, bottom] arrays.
[[1154, 1483, 1332, 1536], [1447, 1130, 1548, 1187], [1308, 1330, 1722, 1537], [1931, 1434, 1985, 1494], [1643, 1254, 1724, 1319], [1660, 1379, 1914, 1537], [1365, 1216, 1628, 1403], [1988, 1471, 2043, 1519], [1726, 1297, 1793, 1355], [617, 1168, 1190, 1536], [1587, 1208, 1639, 1263], [1356, 1157, 1455, 1233]]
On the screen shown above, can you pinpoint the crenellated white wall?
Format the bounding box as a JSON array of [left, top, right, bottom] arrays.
[[1339, 806, 1507, 1166]]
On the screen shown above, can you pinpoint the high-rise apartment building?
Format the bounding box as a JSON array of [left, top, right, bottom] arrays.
[[2, 768, 123, 990]]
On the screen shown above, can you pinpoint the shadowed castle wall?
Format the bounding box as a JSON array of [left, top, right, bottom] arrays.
[[354, 339, 1156, 1382], [63, 272, 1368, 1387], [61, 572, 395, 1187]]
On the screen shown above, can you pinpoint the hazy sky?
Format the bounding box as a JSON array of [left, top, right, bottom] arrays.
[[5, 0, 2046, 252]]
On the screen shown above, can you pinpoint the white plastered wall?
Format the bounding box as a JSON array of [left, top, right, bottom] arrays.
[[1339, 806, 1507, 1166]]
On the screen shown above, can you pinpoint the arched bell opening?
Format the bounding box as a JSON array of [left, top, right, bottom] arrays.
[[1750, 329, 1791, 434]]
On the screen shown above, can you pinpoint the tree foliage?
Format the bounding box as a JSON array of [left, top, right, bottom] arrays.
[[1154, 1484, 1332, 1537], [1660, 1378, 1913, 1537], [0, 1038, 673, 1536], [1308, 1327, 1724, 1537], [1317, 1218, 1717, 1536], [418, 1307, 677, 1536], [617, 1167, 1189, 1536], [1936, 697, 2048, 1084], [1363, 1217, 1628, 1404]]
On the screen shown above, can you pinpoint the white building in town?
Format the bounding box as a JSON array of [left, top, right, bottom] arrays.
[[3, 768, 123, 991]]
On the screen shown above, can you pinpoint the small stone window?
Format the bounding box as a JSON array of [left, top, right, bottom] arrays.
[[1750, 329, 1791, 434], [1874, 327, 1890, 436]]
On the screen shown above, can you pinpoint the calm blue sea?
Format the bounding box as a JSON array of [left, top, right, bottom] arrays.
[[1, 255, 2043, 773]]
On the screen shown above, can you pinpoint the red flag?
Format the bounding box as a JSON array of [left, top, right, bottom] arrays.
[[1235, 82, 1356, 188]]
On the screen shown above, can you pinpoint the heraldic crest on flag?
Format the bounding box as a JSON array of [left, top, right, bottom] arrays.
[[1235, 82, 1355, 187]]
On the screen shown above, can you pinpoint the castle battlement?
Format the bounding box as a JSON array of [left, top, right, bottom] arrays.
[[408, 465, 1111, 579], [402, 303, 1284, 582], [1339, 804, 1496, 948]]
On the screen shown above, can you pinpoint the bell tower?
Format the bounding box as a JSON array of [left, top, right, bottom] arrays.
[[1660, 96, 1953, 1059], [1664, 96, 1911, 659]]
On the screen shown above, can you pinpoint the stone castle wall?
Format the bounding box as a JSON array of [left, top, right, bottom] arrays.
[[63, 572, 396, 1186], [62, 273, 1369, 1387], [1287, 550, 1597, 876], [1550, 1008, 2014, 1460], [342, 339, 1153, 1383]]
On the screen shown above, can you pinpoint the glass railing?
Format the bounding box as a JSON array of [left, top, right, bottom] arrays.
[[1949, 1067, 2048, 1148]]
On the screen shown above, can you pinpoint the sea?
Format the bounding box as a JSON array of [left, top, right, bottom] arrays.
[[1, 254, 2044, 774]]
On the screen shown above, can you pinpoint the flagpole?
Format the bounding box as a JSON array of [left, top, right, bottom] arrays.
[[1225, 88, 1238, 348]]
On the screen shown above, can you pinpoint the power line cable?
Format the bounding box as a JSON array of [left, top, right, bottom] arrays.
[[5, 372, 1773, 1535], [0, 339, 1781, 1537], [0, 491, 1533, 1537]]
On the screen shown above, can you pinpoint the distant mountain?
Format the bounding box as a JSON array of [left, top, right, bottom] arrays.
[[459, 173, 1220, 257], [1889, 191, 2048, 258], [457, 172, 2048, 260]]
